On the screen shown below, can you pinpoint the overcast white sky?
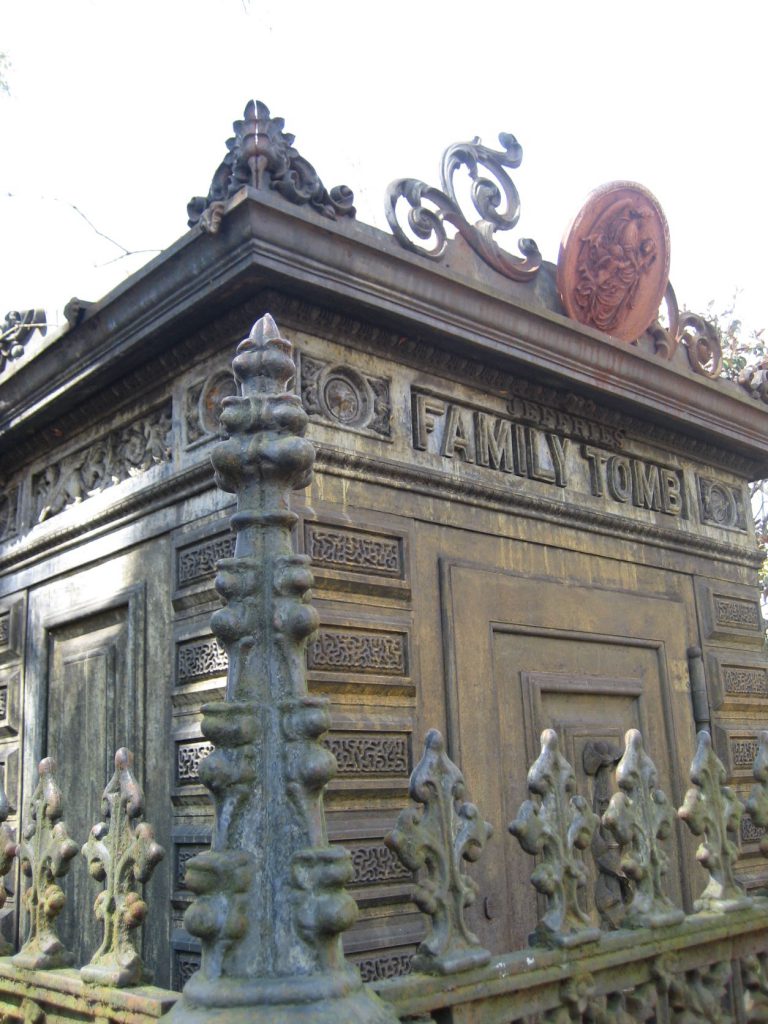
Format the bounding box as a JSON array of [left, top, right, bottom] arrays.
[[1, 0, 766, 339]]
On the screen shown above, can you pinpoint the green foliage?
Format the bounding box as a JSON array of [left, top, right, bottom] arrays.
[[706, 295, 768, 612]]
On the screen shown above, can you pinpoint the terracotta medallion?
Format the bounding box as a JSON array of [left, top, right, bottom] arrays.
[[557, 182, 670, 342]]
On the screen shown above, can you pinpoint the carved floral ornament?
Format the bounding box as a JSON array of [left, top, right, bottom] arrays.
[[386, 131, 727, 377]]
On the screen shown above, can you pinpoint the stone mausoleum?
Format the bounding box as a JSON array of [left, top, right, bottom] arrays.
[[1, 101, 767, 990]]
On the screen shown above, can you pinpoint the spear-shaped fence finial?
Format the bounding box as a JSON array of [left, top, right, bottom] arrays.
[[81, 748, 165, 987]]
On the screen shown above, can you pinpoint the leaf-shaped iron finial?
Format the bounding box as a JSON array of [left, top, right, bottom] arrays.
[[385, 729, 493, 974], [12, 758, 79, 969], [509, 729, 599, 947], [602, 730, 683, 928], [678, 730, 752, 912], [81, 748, 165, 987]]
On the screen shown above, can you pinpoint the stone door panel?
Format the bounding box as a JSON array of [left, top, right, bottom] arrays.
[[439, 557, 697, 953], [22, 543, 171, 983]]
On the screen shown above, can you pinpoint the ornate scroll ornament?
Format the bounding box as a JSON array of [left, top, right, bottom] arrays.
[[509, 729, 600, 947], [385, 729, 492, 975], [80, 748, 165, 987], [677, 311, 724, 378], [0, 778, 17, 955], [601, 730, 683, 928], [188, 100, 356, 233], [677, 730, 751, 912], [13, 758, 79, 969], [167, 314, 396, 1024], [1, 309, 46, 372], [745, 730, 768, 856], [385, 132, 541, 281]]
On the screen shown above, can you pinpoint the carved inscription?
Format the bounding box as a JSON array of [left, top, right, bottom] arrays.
[[348, 843, 412, 885], [32, 403, 173, 522], [177, 741, 215, 783], [177, 535, 235, 588], [352, 952, 413, 982], [177, 638, 228, 684], [308, 630, 407, 675], [299, 353, 391, 437], [325, 734, 409, 776], [0, 688, 7, 721], [305, 524, 402, 578], [581, 445, 686, 516], [698, 476, 748, 531], [732, 739, 760, 770], [723, 666, 768, 699], [0, 613, 8, 649], [176, 844, 209, 888], [412, 389, 686, 517], [174, 951, 201, 988], [715, 597, 762, 630]]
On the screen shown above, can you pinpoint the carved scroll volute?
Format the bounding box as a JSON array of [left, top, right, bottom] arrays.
[[602, 730, 683, 928], [386, 132, 541, 281], [168, 314, 397, 1024], [13, 758, 79, 969], [80, 748, 165, 987], [745, 731, 768, 856], [678, 730, 752, 912], [0, 778, 17, 955], [509, 729, 600, 947], [385, 729, 493, 974]]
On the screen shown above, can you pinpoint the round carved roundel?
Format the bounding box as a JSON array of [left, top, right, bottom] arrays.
[[557, 181, 670, 343]]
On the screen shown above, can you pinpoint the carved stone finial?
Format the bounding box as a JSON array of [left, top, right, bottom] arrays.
[[13, 757, 79, 969], [602, 730, 683, 928], [1, 309, 46, 372], [188, 100, 356, 233], [678, 730, 751, 912], [509, 729, 600, 947], [738, 356, 768, 404], [166, 314, 396, 1024], [745, 730, 768, 857], [0, 777, 17, 955], [385, 729, 493, 975], [386, 132, 541, 281], [80, 747, 165, 987]]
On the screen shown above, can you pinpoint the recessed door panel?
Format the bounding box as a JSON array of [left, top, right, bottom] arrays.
[[441, 558, 697, 953]]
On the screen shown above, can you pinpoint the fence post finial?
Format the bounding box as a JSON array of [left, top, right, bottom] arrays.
[[678, 730, 752, 912], [602, 729, 683, 928], [509, 729, 600, 947], [81, 747, 165, 987], [385, 729, 493, 974], [12, 757, 79, 969], [165, 315, 397, 1024]]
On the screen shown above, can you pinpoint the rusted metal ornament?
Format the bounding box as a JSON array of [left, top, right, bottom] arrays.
[[557, 182, 670, 343]]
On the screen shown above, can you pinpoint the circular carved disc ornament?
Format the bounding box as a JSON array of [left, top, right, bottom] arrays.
[[557, 182, 670, 342]]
